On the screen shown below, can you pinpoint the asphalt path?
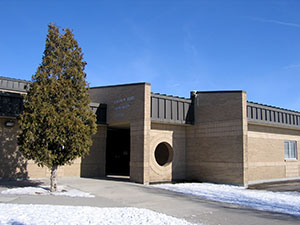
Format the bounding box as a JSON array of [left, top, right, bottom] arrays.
[[0, 177, 299, 225]]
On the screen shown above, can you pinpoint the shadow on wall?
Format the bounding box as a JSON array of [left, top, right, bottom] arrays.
[[0, 123, 28, 179]]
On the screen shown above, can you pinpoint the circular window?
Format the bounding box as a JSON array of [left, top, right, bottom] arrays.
[[154, 142, 173, 166]]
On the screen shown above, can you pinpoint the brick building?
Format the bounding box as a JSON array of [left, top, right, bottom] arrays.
[[0, 76, 299, 185]]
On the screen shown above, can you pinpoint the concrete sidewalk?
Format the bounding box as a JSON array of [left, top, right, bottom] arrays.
[[248, 179, 300, 192], [0, 177, 299, 225]]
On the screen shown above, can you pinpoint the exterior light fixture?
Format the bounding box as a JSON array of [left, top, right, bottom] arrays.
[[5, 120, 15, 127]]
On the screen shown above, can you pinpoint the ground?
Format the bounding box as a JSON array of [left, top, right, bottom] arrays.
[[0, 177, 300, 225], [248, 179, 300, 192]]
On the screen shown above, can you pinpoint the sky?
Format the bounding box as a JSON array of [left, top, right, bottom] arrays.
[[1, 0, 300, 111]]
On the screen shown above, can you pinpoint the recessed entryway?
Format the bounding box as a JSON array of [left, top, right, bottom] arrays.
[[106, 128, 130, 176]]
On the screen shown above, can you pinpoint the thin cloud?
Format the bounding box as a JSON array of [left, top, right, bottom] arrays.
[[169, 83, 180, 88], [252, 17, 300, 28], [183, 24, 202, 58], [283, 64, 300, 69]]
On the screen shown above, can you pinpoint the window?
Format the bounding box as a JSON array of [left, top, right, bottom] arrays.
[[154, 142, 173, 166], [284, 141, 297, 159]]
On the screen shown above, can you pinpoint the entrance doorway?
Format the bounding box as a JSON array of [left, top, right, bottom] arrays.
[[106, 128, 130, 176]]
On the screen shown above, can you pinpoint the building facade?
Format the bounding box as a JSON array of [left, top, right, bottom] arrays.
[[1, 76, 299, 185]]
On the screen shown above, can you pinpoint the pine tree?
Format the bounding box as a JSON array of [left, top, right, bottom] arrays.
[[18, 23, 97, 192]]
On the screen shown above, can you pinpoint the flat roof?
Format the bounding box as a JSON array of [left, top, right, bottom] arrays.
[[1, 76, 298, 114]]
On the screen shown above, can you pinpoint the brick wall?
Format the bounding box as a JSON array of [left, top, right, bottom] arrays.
[[248, 123, 300, 182], [0, 118, 82, 179], [89, 83, 151, 184], [186, 91, 248, 185], [149, 123, 187, 183]]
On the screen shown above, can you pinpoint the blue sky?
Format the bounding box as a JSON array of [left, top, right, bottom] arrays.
[[1, 0, 300, 110]]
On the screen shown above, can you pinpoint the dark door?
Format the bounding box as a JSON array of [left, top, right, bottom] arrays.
[[106, 128, 130, 176]]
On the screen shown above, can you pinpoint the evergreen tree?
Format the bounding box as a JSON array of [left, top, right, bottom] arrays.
[[18, 23, 97, 192]]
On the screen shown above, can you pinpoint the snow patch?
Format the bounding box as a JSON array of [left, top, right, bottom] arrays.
[[154, 183, 300, 216], [0, 204, 197, 225], [1, 185, 95, 198]]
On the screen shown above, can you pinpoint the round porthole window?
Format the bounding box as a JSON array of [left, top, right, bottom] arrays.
[[154, 142, 173, 166]]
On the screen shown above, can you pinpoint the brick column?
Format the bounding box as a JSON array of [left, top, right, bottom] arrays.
[[130, 84, 151, 184]]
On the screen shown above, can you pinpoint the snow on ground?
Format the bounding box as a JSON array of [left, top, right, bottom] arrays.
[[154, 183, 300, 216], [0, 204, 196, 225], [1, 185, 95, 198]]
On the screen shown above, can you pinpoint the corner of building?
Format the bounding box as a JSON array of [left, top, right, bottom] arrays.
[[186, 90, 248, 186]]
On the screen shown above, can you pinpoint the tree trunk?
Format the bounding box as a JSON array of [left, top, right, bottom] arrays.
[[50, 165, 58, 192]]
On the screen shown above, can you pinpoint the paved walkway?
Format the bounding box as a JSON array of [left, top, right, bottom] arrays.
[[0, 177, 300, 225]]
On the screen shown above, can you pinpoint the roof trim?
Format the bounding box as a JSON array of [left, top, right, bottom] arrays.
[[90, 82, 151, 89], [247, 101, 300, 114], [0, 76, 31, 83], [151, 92, 190, 101], [196, 90, 245, 94]]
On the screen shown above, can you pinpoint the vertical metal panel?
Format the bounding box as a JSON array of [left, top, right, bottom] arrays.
[[7, 81, 12, 89], [247, 106, 250, 118], [247, 102, 300, 128], [172, 100, 178, 121], [261, 109, 265, 121], [0, 77, 30, 92], [159, 98, 164, 119], [269, 110, 273, 122], [2, 80, 7, 87], [264, 109, 268, 121], [163, 99, 166, 119], [150, 96, 152, 118], [253, 107, 258, 119], [248, 106, 252, 118], [257, 108, 261, 120], [151, 97, 158, 119], [166, 99, 172, 120], [285, 113, 288, 124], [150, 93, 193, 124], [178, 101, 184, 121], [265, 110, 269, 121], [270, 110, 273, 122], [184, 102, 189, 120], [13, 82, 18, 89], [292, 115, 295, 125], [19, 82, 25, 90], [278, 112, 281, 123]]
